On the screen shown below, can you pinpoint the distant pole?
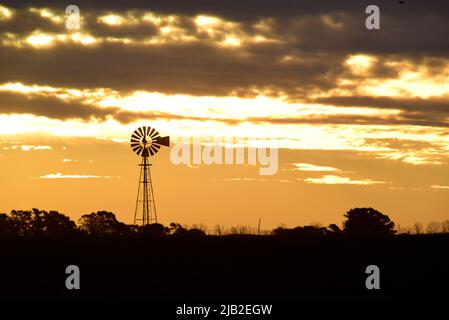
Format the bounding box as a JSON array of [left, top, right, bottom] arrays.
[[257, 218, 261, 235]]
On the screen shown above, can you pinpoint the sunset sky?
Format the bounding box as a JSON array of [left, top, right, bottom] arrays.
[[1, 0, 448, 230]]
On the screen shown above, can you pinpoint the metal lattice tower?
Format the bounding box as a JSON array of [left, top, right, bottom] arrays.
[[130, 126, 169, 225]]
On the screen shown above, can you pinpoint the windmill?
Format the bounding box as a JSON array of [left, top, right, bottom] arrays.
[[130, 126, 169, 225]]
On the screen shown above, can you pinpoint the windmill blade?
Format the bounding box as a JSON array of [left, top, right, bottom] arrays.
[[131, 132, 141, 140], [138, 127, 145, 137], [130, 143, 140, 149], [133, 128, 142, 136], [133, 146, 143, 155], [132, 144, 142, 152], [130, 138, 140, 144], [135, 128, 142, 137], [150, 130, 159, 139], [149, 145, 159, 155], [145, 126, 151, 136], [153, 136, 170, 147], [148, 147, 155, 156], [148, 127, 156, 137]]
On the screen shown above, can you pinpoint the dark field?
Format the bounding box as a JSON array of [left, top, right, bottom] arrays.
[[1, 234, 448, 302]]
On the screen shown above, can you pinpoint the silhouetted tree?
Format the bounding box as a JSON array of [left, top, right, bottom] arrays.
[[7, 209, 76, 237], [35, 209, 76, 237], [328, 224, 342, 234], [78, 211, 129, 236], [427, 221, 441, 234], [343, 207, 396, 236], [169, 222, 186, 235], [272, 225, 327, 237], [413, 222, 423, 234], [139, 223, 170, 236], [169, 222, 206, 237], [441, 220, 449, 233], [214, 224, 225, 236], [0, 213, 13, 236], [9, 209, 34, 237], [186, 228, 207, 237]]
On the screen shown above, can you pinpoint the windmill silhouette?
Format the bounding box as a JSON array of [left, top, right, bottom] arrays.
[[130, 126, 169, 225]]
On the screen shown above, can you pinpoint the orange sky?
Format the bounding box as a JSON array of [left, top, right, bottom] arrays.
[[0, 2, 448, 231]]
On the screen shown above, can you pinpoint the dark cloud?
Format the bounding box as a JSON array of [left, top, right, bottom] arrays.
[[362, 138, 443, 151], [310, 95, 449, 127], [0, 8, 63, 34], [0, 91, 115, 120], [0, 91, 242, 124], [5, 0, 449, 21], [0, 1, 448, 96], [247, 114, 449, 128], [0, 43, 342, 97], [0, 0, 448, 129], [313, 95, 449, 115], [2, 89, 448, 129]]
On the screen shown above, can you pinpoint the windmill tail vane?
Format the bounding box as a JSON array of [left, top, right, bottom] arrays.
[[130, 126, 169, 226]]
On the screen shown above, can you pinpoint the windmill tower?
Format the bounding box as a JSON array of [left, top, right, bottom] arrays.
[[130, 126, 169, 225]]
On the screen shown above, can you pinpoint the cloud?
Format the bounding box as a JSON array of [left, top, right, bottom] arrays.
[[313, 95, 449, 117], [303, 175, 385, 185], [290, 163, 340, 172], [0, 1, 447, 100], [0, 3, 448, 131], [223, 177, 268, 182], [2, 81, 448, 130], [7, 144, 52, 151], [0, 2, 448, 168], [0, 86, 228, 124], [0, 90, 115, 121], [39, 172, 120, 179], [0, 5, 13, 20], [430, 184, 449, 190]]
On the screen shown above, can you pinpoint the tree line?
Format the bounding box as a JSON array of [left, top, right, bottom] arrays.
[[0, 207, 446, 238], [0, 209, 204, 238]]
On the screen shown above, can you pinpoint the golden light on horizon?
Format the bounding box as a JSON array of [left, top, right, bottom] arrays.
[[0, 81, 448, 169]]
